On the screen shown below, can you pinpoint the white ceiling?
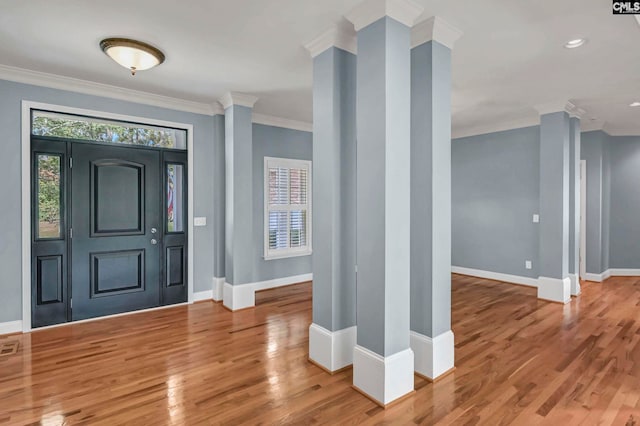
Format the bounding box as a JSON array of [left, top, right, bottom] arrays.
[[0, 0, 638, 136]]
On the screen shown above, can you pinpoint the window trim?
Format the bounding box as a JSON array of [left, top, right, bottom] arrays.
[[263, 156, 312, 260]]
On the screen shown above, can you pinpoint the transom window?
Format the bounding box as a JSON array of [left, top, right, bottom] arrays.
[[31, 110, 187, 149], [264, 157, 312, 260]]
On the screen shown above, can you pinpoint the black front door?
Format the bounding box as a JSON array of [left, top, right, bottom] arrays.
[[70, 143, 162, 320]]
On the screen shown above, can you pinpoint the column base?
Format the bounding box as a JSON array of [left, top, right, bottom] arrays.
[[568, 273, 581, 296], [410, 330, 455, 380], [309, 324, 357, 373], [353, 345, 414, 406], [223, 282, 255, 311], [537, 276, 571, 304], [213, 277, 225, 301]]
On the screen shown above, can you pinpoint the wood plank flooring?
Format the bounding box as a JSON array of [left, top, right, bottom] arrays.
[[1, 275, 640, 425]]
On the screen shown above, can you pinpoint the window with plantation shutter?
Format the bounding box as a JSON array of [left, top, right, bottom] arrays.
[[264, 157, 312, 260]]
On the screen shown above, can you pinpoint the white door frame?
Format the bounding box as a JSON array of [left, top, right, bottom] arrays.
[[21, 100, 195, 332], [579, 159, 587, 279]]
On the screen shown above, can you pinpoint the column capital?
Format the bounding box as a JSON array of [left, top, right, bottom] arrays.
[[345, 0, 423, 32], [218, 92, 258, 110], [411, 16, 463, 49], [534, 100, 575, 116], [304, 25, 357, 58]]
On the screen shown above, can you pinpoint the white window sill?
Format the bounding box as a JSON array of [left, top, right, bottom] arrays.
[[264, 250, 312, 261]]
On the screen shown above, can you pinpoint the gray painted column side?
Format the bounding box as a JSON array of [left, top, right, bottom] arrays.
[[356, 17, 411, 357], [539, 111, 570, 279], [224, 105, 254, 285], [311, 47, 357, 332], [410, 40, 452, 338], [581, 131, 605, 274], [213, 114, 226, 278], [568, 117, 580, 276]]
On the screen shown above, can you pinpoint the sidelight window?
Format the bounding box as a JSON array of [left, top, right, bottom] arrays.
[[264, 157, 312, 260], [35, 154, 62, 239]]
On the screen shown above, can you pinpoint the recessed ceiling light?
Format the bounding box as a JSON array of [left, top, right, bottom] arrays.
[[564, 38, 587, 49], [630, 102, 640, 107]]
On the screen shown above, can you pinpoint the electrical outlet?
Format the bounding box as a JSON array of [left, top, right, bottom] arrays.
[[533, 214, 540, 223], [525, 260, 532, 270]]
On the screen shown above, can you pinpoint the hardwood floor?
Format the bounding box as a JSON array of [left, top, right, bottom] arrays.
[[1, 275, 640, 425]]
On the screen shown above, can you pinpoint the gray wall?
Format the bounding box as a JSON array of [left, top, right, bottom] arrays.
[[213, 115, 226, 278], [609, 136, 640, 268], [581, 131, 608, 274], [0, 78, 216, 323], [252, 123, 312, 282], [452, 126, 540, 278]]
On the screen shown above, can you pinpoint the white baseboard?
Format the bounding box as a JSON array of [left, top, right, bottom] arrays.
[[537, 276, 571, 303], [410, 330, 454, 380], [0, 320, 23, 336], [568, 273, 581, 296], [309, 324, 356, 372], [584, 270, 612, 282], [608, 269, 640, 277], [353, 345, 414, 406], [193, 290, 213, 302], [452, 266, 538, 288], [223, 273, 313, 311], [213, 277, 225, 301]]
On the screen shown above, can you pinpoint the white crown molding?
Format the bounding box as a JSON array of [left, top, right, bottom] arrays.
[[635, 15, 640, 27], [0, 63, 221, 116], [304, 26, 357, 58], [345, 0, 423, 32], [252, 113, 312, 132], [411, 16, 463, 49], [565, 103, 587, 119], [219, 91, 259, 110], [452, 116, 540, 140]]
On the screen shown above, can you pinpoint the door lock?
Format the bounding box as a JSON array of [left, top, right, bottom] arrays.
[[151, 238, 158, 245], [151, 227, 157, 234]]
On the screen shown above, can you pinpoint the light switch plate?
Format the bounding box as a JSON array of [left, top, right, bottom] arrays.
[[533, 214, 540, 223], [194, 217, 207, 227], [525, 260, 532, 270]]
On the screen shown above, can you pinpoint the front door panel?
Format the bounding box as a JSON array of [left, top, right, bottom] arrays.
[[71, 144, 161, 320]]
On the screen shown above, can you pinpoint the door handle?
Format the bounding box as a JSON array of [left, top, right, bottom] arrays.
[[151, 238, 158, 245]]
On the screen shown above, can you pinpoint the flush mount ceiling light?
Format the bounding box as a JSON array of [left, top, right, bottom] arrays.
[[100, 38, 165, 76], [564, 38, 587, 49], [630, 101, 640, 107]]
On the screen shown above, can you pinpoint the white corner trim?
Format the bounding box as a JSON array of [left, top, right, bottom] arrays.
[[568, 273, 581, 296], [0, 320, 23, 336], [534, 100, 574, 116], [223, 273, 313, 311], [252, 113, 313, 132], [537, 276, 571, 303], [193, 289, 214, 302], [608, 269, 640, 277], [345, 0, 424, 31], [309, 324, 357, 372], [452, 266, 539, 288], [411, 16, 463, 49], [219, 92, 259, 110], [213, 277, 225, 301], [353, 345, 414, 406], [410, 330, 454, 380], [304, 26, 357, 57], [452, 116, 540, 140], [0, 63, 220, 116], [635, 15, 640, 27]]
